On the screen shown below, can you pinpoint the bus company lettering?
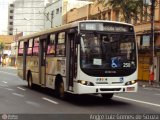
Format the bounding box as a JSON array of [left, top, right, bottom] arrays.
[[103, 25, 128, 32]]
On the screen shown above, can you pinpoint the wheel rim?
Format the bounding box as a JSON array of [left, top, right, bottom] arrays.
[[59, 82, 64, 98], [28, 76, 32, 87]]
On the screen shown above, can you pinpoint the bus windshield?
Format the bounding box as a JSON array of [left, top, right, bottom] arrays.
[[80, 32, 137, 76]]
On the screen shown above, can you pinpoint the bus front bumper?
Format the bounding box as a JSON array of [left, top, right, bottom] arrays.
[[74, 83, 138, 94]]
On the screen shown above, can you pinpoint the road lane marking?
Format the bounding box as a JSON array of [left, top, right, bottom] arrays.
[[0, 71, 17, 76], [42, 97, 58, 104], [0, 84, 8, 87], [5, 88, 14, 91], [17, 87, 26, 91], [2, 81, 7, 84], [155, 94, 160, 96], [115, 95, 160, 107], [12, 93, 24, 97], [25, 101, 40, 107]]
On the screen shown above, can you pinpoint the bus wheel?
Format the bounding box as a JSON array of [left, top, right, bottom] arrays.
[[55, 76, 65, 99], [101, 93, 113, 99], [28, 73, 33, 89], [56, 82, 65, 99]]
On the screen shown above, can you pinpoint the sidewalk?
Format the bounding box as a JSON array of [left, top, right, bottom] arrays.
[[138, 80, 160, 88], [0, 65, 17, 69]]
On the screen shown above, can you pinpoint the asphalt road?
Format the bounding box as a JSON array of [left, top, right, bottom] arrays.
[[0, 66, 160, 120]]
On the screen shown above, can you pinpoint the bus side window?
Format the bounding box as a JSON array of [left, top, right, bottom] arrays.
[[47, 34, 55, 55], [18, 41, 24, 55], [33, 37, 39, 55], [27, 39, 33, 55], [57, 32, 65, 56]]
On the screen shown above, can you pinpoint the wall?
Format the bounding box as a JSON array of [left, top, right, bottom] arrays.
[[44, 0, 62, 29], [13, 0, 45, 35], [0, 35, 14, 66], [67, 6, 88, 23]]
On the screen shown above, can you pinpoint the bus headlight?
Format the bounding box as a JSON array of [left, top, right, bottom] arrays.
[[78, 80, 94, 86], [125, 80, 137, 86]]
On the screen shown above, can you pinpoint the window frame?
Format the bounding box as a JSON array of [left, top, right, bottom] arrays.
[[27, 38, 33, 56], [47, 33, 56, 55], [56, 32, 66, 56], [33, 37, 40, 56], [18, 41, 24, 56], [56, 8, 59, 14]]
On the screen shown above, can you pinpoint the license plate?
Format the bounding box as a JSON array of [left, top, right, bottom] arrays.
[[127, 87, 135, 91]]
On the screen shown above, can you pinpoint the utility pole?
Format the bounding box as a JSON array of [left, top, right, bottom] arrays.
[[51, 11, 54, 28], [43, 12, 54, 28], [150, 0, 155, 82]]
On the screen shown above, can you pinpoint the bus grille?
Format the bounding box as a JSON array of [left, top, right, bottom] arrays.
[[112, 82, 123, 84], [100, 88, 121, 91], [96, 82, 108, 84]]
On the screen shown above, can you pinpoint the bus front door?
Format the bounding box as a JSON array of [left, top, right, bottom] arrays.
[[67, 33, 77, 92], [39, 38, 46, 86]]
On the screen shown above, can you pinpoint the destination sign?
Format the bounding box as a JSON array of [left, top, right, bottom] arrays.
[[80, 22, 133, 32], [103, 25, 129, 32]]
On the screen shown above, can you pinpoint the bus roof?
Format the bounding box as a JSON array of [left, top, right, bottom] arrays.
[[79, 20, 133, 26], [18, 20, 133, 41], [18, 21, 79, 41]]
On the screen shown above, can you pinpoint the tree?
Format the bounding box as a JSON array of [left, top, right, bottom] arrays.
[[95, 0, 145, 23], [0, 42, 5, 58]]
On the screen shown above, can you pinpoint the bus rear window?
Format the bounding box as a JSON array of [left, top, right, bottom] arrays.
[[27, 39, 33, 55], [57, 32, 65, 56], [47, 34, 55, 55], [33, 37, 39, 55], [18, 41, 24, 55]]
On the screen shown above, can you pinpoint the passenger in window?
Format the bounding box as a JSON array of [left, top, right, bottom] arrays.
[[102, 36, 111, 63], [47, 45, 55, 54], [89, 37, 97, 54]]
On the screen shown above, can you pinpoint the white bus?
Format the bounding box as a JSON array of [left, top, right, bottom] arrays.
[[17, 20, 138, 99]]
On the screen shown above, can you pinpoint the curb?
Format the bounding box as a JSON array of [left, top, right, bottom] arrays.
[[138, 82, 160, 88], [0, 66, 17, 70]]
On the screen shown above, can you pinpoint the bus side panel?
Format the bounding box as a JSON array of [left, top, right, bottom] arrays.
[[45, 57, 67, 90], [26, 56, 40, 85], [45, 57, 56, 89], [17, 56, 24, 80]]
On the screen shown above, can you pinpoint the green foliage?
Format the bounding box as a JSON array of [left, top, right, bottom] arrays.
[[95, 0, 146, 23], [0, 42, 5, 54]]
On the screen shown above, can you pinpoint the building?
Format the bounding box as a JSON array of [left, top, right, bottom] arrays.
[[134, 0, 160, 82], [67, 2, 119, 23], [13, 0, 45, 35], [0, 35, 14, 66], [10, 41, 18, 66], [66, 0, 160, 83], [44, 0, 92, 29], [44, 0, 63, 29], [8, 3, 14, 35], [10, 32, 23, 66]]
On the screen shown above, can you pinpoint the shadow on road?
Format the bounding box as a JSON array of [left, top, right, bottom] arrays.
[[22, 85, 129, 107], [64, 94, 129, 107]]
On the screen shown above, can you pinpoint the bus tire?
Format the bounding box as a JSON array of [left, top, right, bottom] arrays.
[[101, 93, 113, 99], [28, 73, 33, 89], [55, 75, 65, 99]]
